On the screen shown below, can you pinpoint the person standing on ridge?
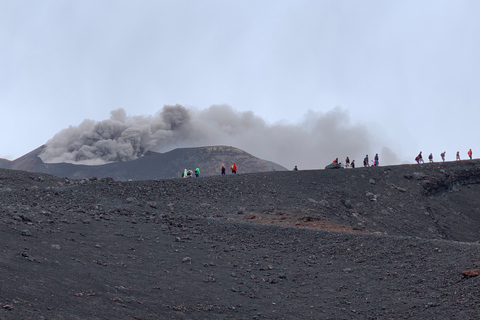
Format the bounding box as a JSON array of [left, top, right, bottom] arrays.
[[345, 157, 350, 168], [374, 153, 379, 166], [441, 151, 446, 162], [468, 149, 473, 160], [363, 155, 369, 167], [428, 153, 433, 163], [293, 165, 298, 171], [221, 163, 226, 175], [456, 151, 461, 161], [351, 160, 355, 168], [231, 163, 237, 174], [195, 167, 200, 177], [416, 151, 424, 164]]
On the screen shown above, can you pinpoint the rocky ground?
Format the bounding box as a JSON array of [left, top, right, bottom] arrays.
[[1, 160, 480, 319]]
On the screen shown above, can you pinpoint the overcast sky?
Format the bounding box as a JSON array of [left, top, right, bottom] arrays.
[[1, 1, 479, 167]]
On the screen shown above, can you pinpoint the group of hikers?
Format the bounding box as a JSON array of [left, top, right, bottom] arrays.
[[222, 163, 237, 175], [182, 163, 238, 178], [415, 149, 473, 164], [182, 167, 201, 178], [183, 148, 475, 178], [324, 153, 380, 169]]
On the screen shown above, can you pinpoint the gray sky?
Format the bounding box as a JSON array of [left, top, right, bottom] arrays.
[[2, 1, 480, 167]]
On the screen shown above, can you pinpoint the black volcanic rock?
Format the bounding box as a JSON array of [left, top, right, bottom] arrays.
[[325, 162, 341, 169], [3, 160, 480, 319], [0, 145, 287, 180]]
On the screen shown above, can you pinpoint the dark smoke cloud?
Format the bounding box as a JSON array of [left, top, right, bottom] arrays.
[[40, 104, 400, 168]]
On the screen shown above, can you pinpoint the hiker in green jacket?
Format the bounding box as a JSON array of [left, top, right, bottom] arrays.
[[195, 167, 200, 177]]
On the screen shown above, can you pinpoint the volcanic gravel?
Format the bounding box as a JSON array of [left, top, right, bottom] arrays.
[[2, 160, 480, 319]]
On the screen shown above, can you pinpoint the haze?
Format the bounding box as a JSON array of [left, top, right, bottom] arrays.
[[2, 1, 479, 167]]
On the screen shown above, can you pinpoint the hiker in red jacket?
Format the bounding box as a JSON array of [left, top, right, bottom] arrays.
[[468, 149, 473, 160], [415, 151, 424, 164], [231, 163, 237, 174]]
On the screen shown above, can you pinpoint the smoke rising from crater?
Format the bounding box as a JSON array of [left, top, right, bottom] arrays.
[[40, 105, 400, 168]]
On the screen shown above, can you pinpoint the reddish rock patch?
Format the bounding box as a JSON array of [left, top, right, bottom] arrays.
[[462, 269, 479, 279], [231, 211, 370, 234]]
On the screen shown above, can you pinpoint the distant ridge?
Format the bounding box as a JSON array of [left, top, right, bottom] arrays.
[[0, 145, 287, 180]]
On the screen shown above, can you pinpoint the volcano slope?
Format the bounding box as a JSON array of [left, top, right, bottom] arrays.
[[1, 160, 480, 319]]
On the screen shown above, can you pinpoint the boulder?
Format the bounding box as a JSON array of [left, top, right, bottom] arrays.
[[325, 163, 341, 170]]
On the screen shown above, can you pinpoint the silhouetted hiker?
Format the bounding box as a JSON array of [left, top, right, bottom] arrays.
[[221, 163, 226, 175], [415, 152, 423, 164], [294, 165, 298, 171], [195, 167, 200, 177], [363, 155, 369, 167], [456, 151, 460, 161], [374, 153, 379, 166], [428, 153, 433, 163], [345, 157, 350, 168], [231, 163, 237, 174], [333, 158, 338, 163], [441, 151, 446, 162], [468, 149, 473, 160], [351, 160, 355, 168]]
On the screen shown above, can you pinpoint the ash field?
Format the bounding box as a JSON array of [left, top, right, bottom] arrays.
[[2, 160, 480, 319]]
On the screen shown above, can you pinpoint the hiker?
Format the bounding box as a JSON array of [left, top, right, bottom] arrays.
[[231, 163, 237, 174], [374, 153, 379, 166], [370, 160, 374, 167], [468, 149, 473, 160], [428, 153, 433, 163], [363, 155, 369, 167], [221, 163, 226, 175], [415, 152, 424, 164], [195, 167, 200, 177], [186, 169, 193, 177], [333, 158, 338, 163], [293, 165, 298, 171], [345, 157, 350, 168], [182, 168, 187, 178], [441, 151, 446, 162], [456, 151, 460, 161], [351, 160, 355, 168], [418, 151, 425, 163]]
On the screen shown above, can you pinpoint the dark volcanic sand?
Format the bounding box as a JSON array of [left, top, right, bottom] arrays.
[[1, 161, 480, 319]]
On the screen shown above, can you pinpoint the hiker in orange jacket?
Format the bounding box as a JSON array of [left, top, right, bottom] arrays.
[[468, 149, 473, 160], [231, 163, 237, 174]]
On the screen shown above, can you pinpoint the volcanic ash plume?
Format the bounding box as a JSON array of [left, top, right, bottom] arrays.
[[40, 104, 400, 169], [40, 105, 191, 165]]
